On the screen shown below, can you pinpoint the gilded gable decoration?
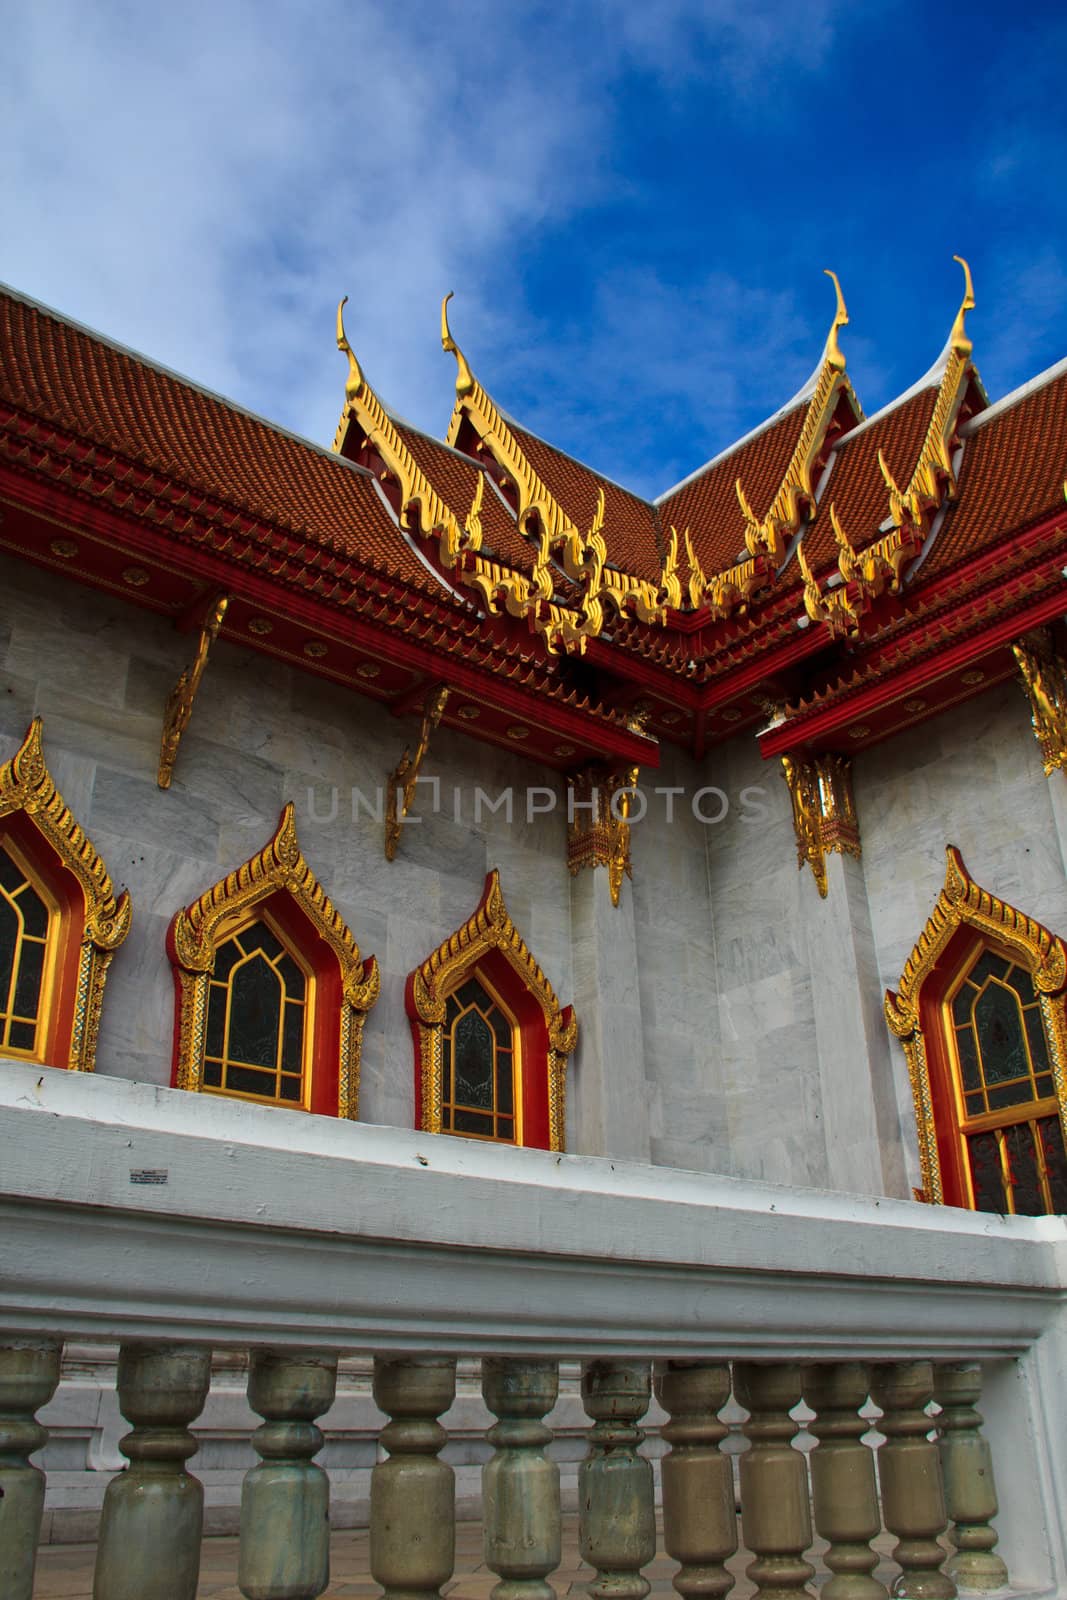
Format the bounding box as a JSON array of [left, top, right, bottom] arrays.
[[781, 752, 860, 898], [407, 869, 577, 1151], [168, 803, 379, 1117], [1013, 628, 1067, 776], [885, 847, 1067, 1205], [0, 718, 131, 1072], [878, 258, 982, 532]]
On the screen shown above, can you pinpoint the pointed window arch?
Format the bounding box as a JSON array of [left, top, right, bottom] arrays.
[[0, 718, 130, 1072], [406, 870, 577, 1151], [168, 804, 379, 1117], [886, 846, 1067, 1212]]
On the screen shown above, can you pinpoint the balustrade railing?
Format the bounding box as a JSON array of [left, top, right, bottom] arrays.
[[1, 1061, 1066, 1599]]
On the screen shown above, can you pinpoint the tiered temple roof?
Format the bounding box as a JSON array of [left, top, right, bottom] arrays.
[[1, 264, 1064, 775]]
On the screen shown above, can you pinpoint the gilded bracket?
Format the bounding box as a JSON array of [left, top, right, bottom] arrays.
[[385, 684, 450, 861], [796, 502, 923, 637], [1013, 628, 1067, 776], [158, 593, 229, 789], [781, 751, 860, 897], [566, 710, 649, 907]]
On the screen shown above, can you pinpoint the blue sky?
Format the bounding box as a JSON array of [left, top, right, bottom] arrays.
[[3, 1, 1065, 499]]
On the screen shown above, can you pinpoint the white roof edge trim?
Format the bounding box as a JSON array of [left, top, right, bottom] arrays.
[[961, 353, 1067, 435]]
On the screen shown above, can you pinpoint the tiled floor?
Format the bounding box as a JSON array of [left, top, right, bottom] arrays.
[[32, 1516, 901, 1599]]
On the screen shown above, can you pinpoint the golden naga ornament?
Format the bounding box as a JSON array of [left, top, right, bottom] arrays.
[[0, 718, 132, 1072], [385, 684, 450, 861], [781, 751, 860, 898], [158, 593, 229, 789], [408, 868, 577, 1151], [1013, 628, 1067, 775], [169, 802, 379, 1118], [885, 846, 1067, 1206]]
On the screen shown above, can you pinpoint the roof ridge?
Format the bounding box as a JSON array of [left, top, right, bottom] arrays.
[[961, 353, 1067, 435], [0, 279, 380, 479]]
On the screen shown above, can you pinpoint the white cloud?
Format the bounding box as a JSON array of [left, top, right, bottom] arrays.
[[1, 0, 850, 478]]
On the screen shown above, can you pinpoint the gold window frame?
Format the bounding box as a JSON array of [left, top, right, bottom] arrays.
[[409, 869, 577, 1151], [885, 846, 1067, 1204], [0, 718, 131, 1072], [201, 905, 316, 1110], [440, 965, 523, 1144], [169, 803, 379, 1117]]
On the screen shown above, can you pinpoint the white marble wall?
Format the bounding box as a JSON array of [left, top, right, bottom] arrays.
[[3, 548, 1062, 1199]]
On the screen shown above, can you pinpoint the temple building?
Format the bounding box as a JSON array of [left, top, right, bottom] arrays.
[[2, 262, 1067, 1582]]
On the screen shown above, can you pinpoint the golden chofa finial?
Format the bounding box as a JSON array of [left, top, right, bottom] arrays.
[[823, 269, 848, 372], [949, 256, 975, 357], [336, 296, 366, 403], [441, 292, 475, 398]]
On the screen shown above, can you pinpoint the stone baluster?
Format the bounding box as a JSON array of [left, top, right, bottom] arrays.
[[803, 1363, 887, 1600], [0, 1339, 62, 1600], [482, 1357, 562, 1600], [655, 1359, 737, 1600], [371, 1356, 457, 1600], [734, 1362, 815, 1600], [871, 1363, 956, 1600], [579, 1359, 656, 1600], [93, 1343, 212, 1600], [237, 1349, 339, 1600], [933, 1364, 1008, 1591]]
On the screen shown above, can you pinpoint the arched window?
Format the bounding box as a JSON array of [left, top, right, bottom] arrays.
[[168, 804, 378, 1117], [0, 718, 130, 1072], [407, 870, 577, 1151], [886, 847, 1067, 1213]]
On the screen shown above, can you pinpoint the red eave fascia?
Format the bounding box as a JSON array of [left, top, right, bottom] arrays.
[[0, 460, 656, 768]]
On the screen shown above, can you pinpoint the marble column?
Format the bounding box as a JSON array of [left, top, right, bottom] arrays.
[[807, 850, 908, 1199], [568, 867, 651, 1161]]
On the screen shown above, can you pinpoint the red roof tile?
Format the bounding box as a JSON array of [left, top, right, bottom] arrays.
[[657, 407, 807, 578], [0, 287, 438, 593]]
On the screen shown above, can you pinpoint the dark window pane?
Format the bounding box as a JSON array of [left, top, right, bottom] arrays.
[[0, 847, 24, 893], [453, 1008, 494, 1108], [225, 1064, 276, 1099], [971, 950, 1012, 985], [13, 938, 44, 1020], [203, 1061, 222, 1087], [1035, 1074, 1055, 1103], [239, 922, 285, 959], [205, 985, 226, 1060], [956, 1025, 981, 1093], [988, 1080, 1035, 1112], [1024, 1004, 1052, 1075], [496, 1116, 514, 1141], [8, 1018, 35, 1050], [1039, 1116, 1067, 1212], [975, 982, 1031, 1088], [15, 882, 49, 939], [497, 1053, 514, 1114], [445, 993, 462, 1025], [456, 977, 491, 1011], [490, 1008, 511, 1049], [968, 1130, 1006, 1213], [0, 893, 17, 1008], [227, 955, 283, 1070], [213, 937, 244, 980], [964, 1089, 986, 1117], [453, 1107, 493, 1136], [281, 1001, 304, 1074], [1004, 1122, 1045, 1216], [276, 952, 304, 995], [279, 1075, 302, 1103]]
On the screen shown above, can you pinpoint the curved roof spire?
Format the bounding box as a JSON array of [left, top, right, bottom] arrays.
[[950, 255, 975, 357], [823, 268, 848, 373], [441, 292, 475, 398], [335, 296, 367, 402]]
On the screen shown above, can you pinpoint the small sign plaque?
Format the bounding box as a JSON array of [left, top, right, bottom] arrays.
[[129, 1169, 169, 1186]]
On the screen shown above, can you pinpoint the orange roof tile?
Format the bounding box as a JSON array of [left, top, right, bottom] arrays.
[[657, 406, 807, 578], [392, 421, 535, 574], [920, 366, 1067, 580], [799, 386, 941, 573], [506, 421, 665, 583], [0, 286, 439, 594]]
